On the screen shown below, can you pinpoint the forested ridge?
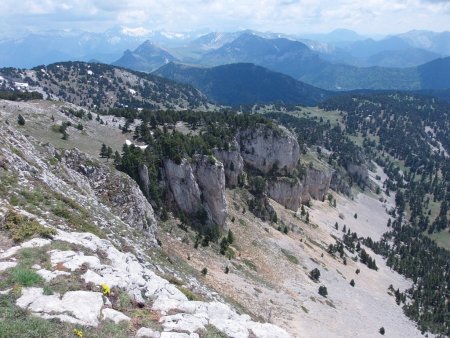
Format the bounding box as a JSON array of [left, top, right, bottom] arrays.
[[319, 93, 449, 335]]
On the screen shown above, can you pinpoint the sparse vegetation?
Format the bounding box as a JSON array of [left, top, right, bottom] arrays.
[[2, 210, 56, 242]]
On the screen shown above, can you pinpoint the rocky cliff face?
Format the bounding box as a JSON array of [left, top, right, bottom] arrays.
[[62, 149, 158, 235], [347, 163, 369, 185], [0, 122, 158, 244], [302, 167, 333, 201], [213, 144, 244, 188], [238, 124, 300, 175], [163, 156, 228, 227], [267, 177, 303, 211], [268, 167, 333, 211], [163, 158, 203, 216], [195, 155, 228, 226], [330, 168, 353, 196]]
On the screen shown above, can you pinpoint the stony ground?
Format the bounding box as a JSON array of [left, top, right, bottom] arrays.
[[160, 184, 423, 338]]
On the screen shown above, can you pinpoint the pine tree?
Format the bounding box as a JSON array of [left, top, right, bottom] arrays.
[[318, 285, 328, 297], [113, 151, 121, 166], [106, 146, 113, 161], [17, 114, 25, 125], [350, 279, 355, 287], [100, 143, 107, 158], [309, 268, 321, 281], [227, 229, 234, 244]]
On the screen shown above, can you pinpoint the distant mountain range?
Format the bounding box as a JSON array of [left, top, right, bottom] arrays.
[[2, 27, 449, 70], [0, 27, 197, 68], [154, 62, 333, 106], [2, 27, 450, 95], [113, 41, 179, 72]]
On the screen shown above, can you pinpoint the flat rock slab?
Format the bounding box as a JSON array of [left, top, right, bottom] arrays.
[[0, 261, 17, 272], [50, 250, 101, 271], [160, 333, 199, 338], [102, 308, 130, 324], [36, 268, 70, 282], [136, 327, 161, 338], [0, 238, 51, 260], [17, 287, 104, 326]]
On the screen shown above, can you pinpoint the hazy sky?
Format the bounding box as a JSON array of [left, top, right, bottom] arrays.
[[1, 0, 450, 37]]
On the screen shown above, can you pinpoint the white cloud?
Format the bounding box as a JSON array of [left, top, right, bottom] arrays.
[[0, 0, 449, 36]]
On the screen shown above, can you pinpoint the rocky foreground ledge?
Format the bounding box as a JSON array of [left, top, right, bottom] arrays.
[[0, 229, 292, 338]]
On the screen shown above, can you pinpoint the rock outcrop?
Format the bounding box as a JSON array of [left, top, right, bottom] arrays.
[[302, 167, 333, 201], [138, 163, 151, 199], [347, 163, 369, 186], [268, 167, 333, 211], [164, 158, 203, 216], [213, 145, 244, 188], [62, 149, 158, 236], [9, 231, 293, 337], [194, 156, 228, 226], [164, 156, 228, 227], [238, 124, 300, 175], [267, 177, 303, 211], [330, 168, 352, 196]]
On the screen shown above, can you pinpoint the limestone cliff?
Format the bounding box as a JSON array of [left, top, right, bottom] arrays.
[[195, 155, 228, 226], [213, 143, 245, 188], [267, 177, 303, 211], [163, 156, 228, 227], [268, 167, 333, 211], [163, 158, 202, 216], [238, 124, 300, 175], [302, 167, 333, 201]]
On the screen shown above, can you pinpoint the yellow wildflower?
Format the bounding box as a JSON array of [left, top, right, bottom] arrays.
[[100, 282, 110, 296], [73, 328, 83, 338]]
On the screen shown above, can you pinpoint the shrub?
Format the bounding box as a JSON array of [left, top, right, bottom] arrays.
[[318, 285, 328, 297], [17, 114, 25, 126], [2, 210, 56, 242], [201, 268, 208, 276], [309, 268, 321, 281]]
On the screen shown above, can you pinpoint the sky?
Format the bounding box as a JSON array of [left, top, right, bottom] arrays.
[[1, 0, 450, 38]]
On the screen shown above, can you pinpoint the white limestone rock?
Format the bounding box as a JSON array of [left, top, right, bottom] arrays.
[[49, 250, 101, 271], [160, 312, 208, 333], [16, 287, 104, 326], [102, 308, 131, 324], [239, 124, 300, 175], [36, 268, 70, 282], [0, 261, 17, 272], [136, 327, 161, 338]]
